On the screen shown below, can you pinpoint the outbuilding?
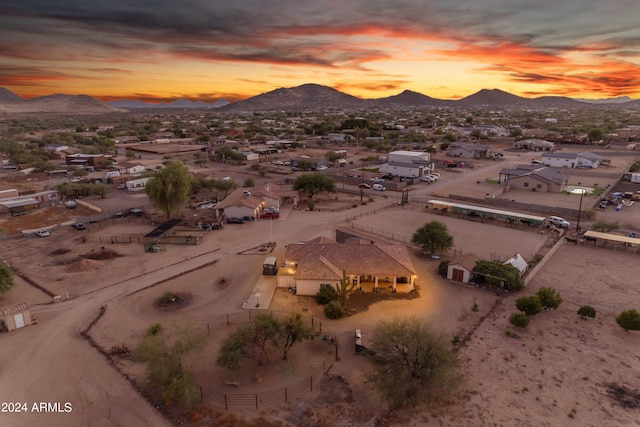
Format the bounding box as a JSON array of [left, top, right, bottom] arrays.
[[0, 301, 33, 332], [447, 254, 481, 284]]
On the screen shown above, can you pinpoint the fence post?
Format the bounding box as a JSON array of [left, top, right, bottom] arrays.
[[255, 394, 258, 410], [207, 322, 210, 335], [310, 376, 313, 391], [200, 385, 203, 402], [224, 394, 228, 410], [226, 314, 230, 326], [285, 386, 288, 403]]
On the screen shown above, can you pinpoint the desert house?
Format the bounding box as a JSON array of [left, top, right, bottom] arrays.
[[125, 177, 150, 191], [114, 161, 146, 175], [498, 165, 569, 193], [0, 301, 33, 332], [214, 188, 264, 220], [446, 142, 493, 159], [378, 150, 432, 178], [279, 237, 417, 295], [541, 151, 603, 169], [0, 189, 59, 215], [513, 139, 556, 152]]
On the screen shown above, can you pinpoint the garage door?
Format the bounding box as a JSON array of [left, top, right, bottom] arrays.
[[14, 312, 25, 329], [452, 269, 465, 282]]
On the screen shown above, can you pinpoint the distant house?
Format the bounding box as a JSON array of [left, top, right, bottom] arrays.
[[115, 161, 146, 175], [499, 165, 568, 193], [125, 177, 150, 191], [280, 237, 417, 295], [242, 151, 259, 162], [65, 153, 109, 168], [446, 142, 492, 159], [214, 188, 264, 220], [505, 254, 527, 275], [514, 139, 555, 152], [541, 151, 602, 169], [0, 301, 33, 332]]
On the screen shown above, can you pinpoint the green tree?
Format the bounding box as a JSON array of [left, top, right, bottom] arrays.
[[509, 312, 530, 328], [472, 261, 524, 291], [536, 287, 562, 309], [216, 312, 281, 370], [411, 221, 454, 255], [243, 178, 255, 188], [588, 128, 604, 143], [136, 322, 205, 409], [577, 305, 596, 319], [297, 159, 313, 171], [516, 295, 542, 316], [280, 312, 315, 360], [145, 161, 192, 218], [0, 262, 15, 293], [73, 168, 88, 177], [367, 316, 458, 409], [214, 178, 236, 199], [616, 309, 640, 331], [438, 260, 451, 277], [91, 183, 110, 199], [292, 173, 336, 204], [125, 149, 136, 160]]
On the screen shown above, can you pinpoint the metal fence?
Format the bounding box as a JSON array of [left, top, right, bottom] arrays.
[[194, 310, 332, 410]]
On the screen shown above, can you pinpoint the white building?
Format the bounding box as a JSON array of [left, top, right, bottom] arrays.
[[378, 150, 432, 178], [541, 151, 602, 169], [126, 177, 150, 191]]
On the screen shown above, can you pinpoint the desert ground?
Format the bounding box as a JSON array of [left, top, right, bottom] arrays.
[[1, 151, 640, 427]]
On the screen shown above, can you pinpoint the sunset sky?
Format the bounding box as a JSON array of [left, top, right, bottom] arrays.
[[1, 1, 639, 103]]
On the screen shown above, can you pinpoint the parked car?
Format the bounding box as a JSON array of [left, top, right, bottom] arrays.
[[548, 216, 570, 228], [370, 177, 384, 183], [531, 159, 542, 164], [117, 184, 126, 190], [423, 173, 439, 181], [226, 217, 245, 224], [358, 183, 371, 189], [71, 223, 86, 230], [272, 160, 284, 166], [36, 229, 50, 237], [316, 165, 328, 171], [260, 212, 280, 219], [420, 175, 436, 183], [381, 174, 394, 180], [372, 184, 386, 191]]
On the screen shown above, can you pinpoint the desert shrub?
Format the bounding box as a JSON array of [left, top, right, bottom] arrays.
[[243, 178, 255, 188], [161, 291, 177, 304], [516, 295, 542, 316], [324, 301, 345, 319], [616, 309, 640, 331], [472, 261, 523, 291], [437, 260, 451, 277], [536, 287, 563, 309], [315, 286, 337, 305], [308, 199, 316, 211], [577, 305, 596, 319], [509, 312, 530, 328], [148, 323, 163, 336]]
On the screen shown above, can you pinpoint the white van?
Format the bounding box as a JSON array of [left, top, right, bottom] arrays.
[[548, 216, 570, 228], [372, 184, 386, 191]]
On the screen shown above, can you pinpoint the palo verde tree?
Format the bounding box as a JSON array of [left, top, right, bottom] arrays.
[[292, 173, 336, 206], [411, 220, 454, 255], [214, 178, 236, 199], [216, 312, 281, 370], [367, 316, 459, 410], [337, 269, 357, 309], [145, 160, 192, 218], [0, 262, 15, 293], [135, 322, 205, 409], [281, 312, 315, 360], [515, 295, 542, 316]]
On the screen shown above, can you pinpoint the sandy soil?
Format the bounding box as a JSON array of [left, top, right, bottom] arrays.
[[1, 157, 640, 426]]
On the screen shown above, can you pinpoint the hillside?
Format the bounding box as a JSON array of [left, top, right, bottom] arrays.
[[0, 89, 124, 114]]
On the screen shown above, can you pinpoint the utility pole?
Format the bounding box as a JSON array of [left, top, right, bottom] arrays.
[[576, 189, 585, 232]]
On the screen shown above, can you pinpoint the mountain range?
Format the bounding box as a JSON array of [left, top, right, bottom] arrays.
[[1, 85, 639, 114]]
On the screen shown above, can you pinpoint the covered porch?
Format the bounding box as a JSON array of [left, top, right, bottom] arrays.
[[348, 273, 416, 293]]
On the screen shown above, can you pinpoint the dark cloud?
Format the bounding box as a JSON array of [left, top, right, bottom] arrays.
[[1, 0, 638, 98]]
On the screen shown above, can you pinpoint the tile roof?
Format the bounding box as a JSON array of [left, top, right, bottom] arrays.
[[214, 188, 263, 210], [449, 254, 481, 271], [284, 240, 417, 280], [0, 301, 31, 316]]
